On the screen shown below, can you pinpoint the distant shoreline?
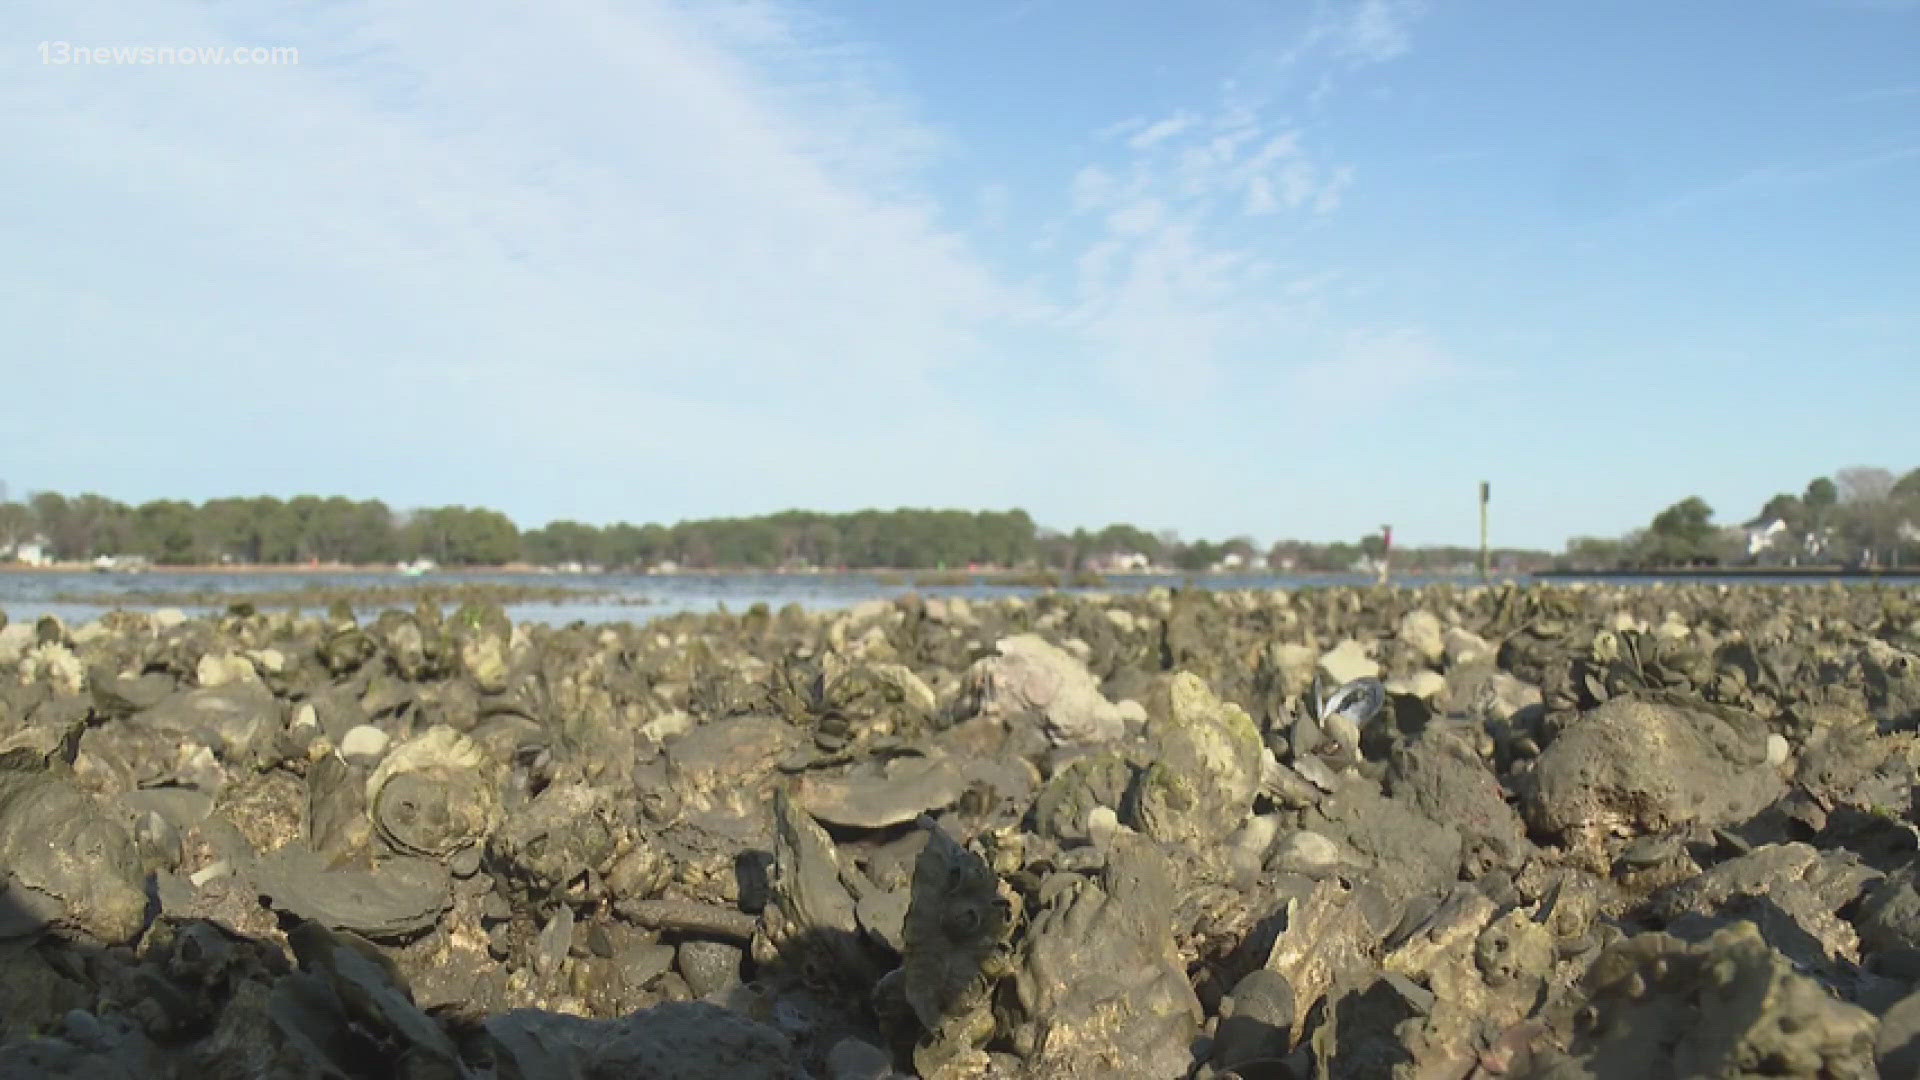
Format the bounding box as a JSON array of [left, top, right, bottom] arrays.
[[1536, 565, 1920, 580], [0, 562, 1108, 579], [24, 563, 1912, 584], [0, 562, 538, 576], [0, 562, 1506, 582]]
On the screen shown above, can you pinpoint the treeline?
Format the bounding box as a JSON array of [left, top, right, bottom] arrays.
[[527, 509, 1041, 570], [0, 490, 1550, 572], [1561, 465, 1920, 570], [1264, 537, 1543, 575], [0, 496, 1142, 569], [0, 493, 520, 567]]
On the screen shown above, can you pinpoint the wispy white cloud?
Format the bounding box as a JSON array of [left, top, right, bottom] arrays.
[[1287, 0, 1428, 66], [1328, 0, 1425, 63], [1636, 145, 1920, 223], [1054, 22, 1417, 406], [1126, 113, 1199, 150], [2, 0, 1037, 515], [0, 0, 1462, 543]]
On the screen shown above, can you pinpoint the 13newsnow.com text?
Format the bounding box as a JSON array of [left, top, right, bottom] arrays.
[[38, 42, 300, 66]]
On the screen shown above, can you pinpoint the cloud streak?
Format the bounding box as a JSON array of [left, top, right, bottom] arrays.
[[7, 2, 1010, 431], [1, 0, 1464, 543], [1033, 0, 1446, 415], [1327, 0, 1425, 63]]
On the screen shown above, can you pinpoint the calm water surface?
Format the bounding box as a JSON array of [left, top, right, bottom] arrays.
[[1, 569, 1499, 627], [6, 569, 1911, 629]]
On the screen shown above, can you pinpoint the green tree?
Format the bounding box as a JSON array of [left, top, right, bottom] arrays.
[[1891, 467, 1920, 506], [1563, 535, 1630, 570], [1, 488, 1582, 573], [252, 497, 301, 562], [1804, 477, 1838, 516], [35, 493, 135, 559], [1640, 496, 1719, 566], [341, 500, 398, 564], [402, 506, 520, 565], [1093, 523, 1163, 563], [29, 492, 73, 558], [197, 496, 264, 562], [1753, 492, 1805, 530], [1651, 497, 1714, 540], [0, 501, 32, 552], [525, 520, 602, 565], [1823, 467, 1909, 567], [999, 509, 1038, 566], [1172, 539, 1223, 571], [281, 496, 327, 561], [1033, 528, 1075, 570], [598, 522, 669, 568], [305, 497, 363, 562], [133, 499, 203, 564], [1316, 542, 1359, 572]]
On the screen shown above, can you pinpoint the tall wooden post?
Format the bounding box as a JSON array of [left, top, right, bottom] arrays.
[[1479, 481, 1490, 581]]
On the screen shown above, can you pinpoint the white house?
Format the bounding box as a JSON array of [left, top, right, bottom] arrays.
[[4, 536, 51, 566], [1745, 518, 1789, 556], [1089, 551, 1150, 572]]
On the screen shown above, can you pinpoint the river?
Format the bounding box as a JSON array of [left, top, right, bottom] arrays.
[[2, 569, 1494, 627]]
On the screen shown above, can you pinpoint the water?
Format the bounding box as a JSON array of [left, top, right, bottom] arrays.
[[0, 569, 1500, 627], [10, 568, 1909, 629]]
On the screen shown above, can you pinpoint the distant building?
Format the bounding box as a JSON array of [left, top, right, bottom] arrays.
[[1745, 518, 1789, 556], [1088, 551, 1150, 572], [5, 537, 51, 566], [1213, 552, 1248, 572]]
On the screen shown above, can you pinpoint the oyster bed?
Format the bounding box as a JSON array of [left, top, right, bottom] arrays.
[[2, 583, 1919, 1077]]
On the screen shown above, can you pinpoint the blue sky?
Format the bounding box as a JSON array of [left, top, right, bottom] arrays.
[[3, 0, 1915, 551]]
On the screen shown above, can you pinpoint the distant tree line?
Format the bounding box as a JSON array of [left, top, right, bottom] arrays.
[[1560, 465, 1920, 570], [524, 509, 1042, 571], [0, 493, 521, 567], [0, 490, 1553, 573]]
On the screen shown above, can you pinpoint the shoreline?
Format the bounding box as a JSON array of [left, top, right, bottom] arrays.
[[0, 563, 1466, 580], [9, 562, 1912, 586], [0, 562, 543, 576], [1536, 565, 1920, 580]]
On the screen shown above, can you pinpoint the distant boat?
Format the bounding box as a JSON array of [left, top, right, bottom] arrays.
[[92, 554, 150, 574], [397, 558, 436, 577]]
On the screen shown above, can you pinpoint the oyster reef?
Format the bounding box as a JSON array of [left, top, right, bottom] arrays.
[[1, 582, 1919, 1077]]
